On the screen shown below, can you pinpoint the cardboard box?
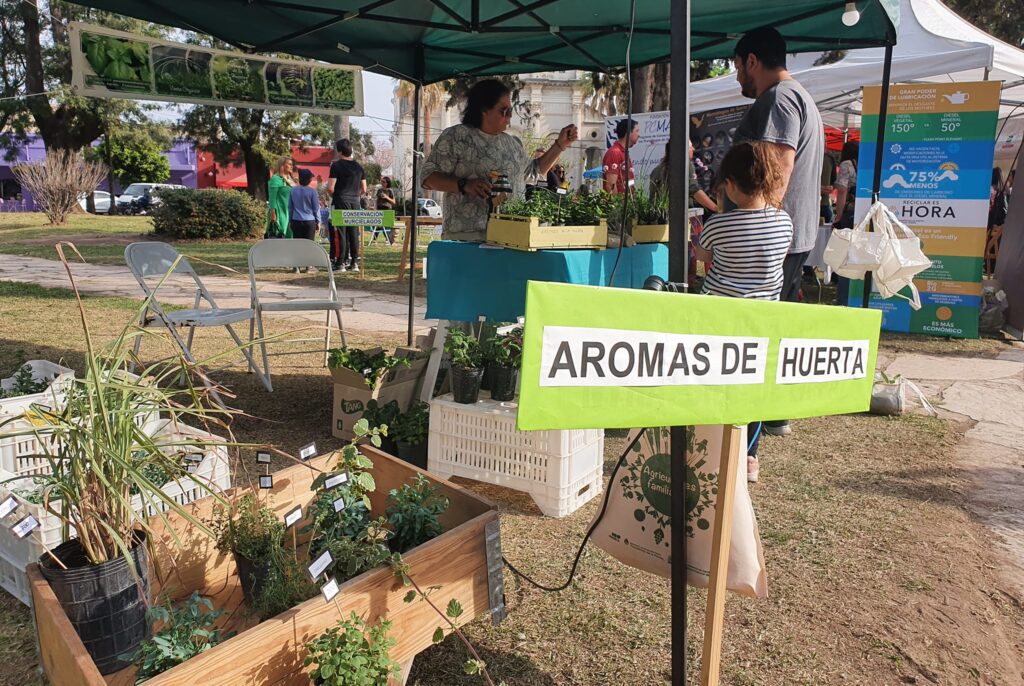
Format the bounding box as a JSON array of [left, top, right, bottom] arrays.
[[330, 346, 429, 440]]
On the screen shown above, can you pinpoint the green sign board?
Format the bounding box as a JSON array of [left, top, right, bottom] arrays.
[[516, 282, 882, 431], [330, 209, 395, 227]]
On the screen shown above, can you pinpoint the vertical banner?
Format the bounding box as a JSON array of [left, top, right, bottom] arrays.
[[851, 82, 1001, 339], [604, 112, 669, 192]]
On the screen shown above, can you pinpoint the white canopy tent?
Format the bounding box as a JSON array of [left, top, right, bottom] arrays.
[[690, 0, 1024, 127]]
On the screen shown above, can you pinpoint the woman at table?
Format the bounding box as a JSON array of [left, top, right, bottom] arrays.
[[421, 79, 578, 241], [266, 157, 295, 239]]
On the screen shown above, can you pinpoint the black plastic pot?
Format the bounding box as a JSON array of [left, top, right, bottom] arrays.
[[451, 366, 483, 404], [235, 552, 276, 607], [489, 365, 518, 401], [379, 436, 399, 456], [39, 531, 150, 674], [480, 363, 494, 391], [396, 440, 428, 469]]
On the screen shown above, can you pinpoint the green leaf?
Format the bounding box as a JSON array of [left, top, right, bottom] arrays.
[[445, 598, 463, 619], [432, 626, 445, 644], [403, 590, 417, 604]]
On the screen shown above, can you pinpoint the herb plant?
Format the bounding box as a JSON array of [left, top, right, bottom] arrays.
[[393, 401, 429, 447], [81, 33, 150, 84], [386, 475, 449, 553], [1, 364, 49, 398], [444, 329, 481, 370], [211, 493, 285, 561], [489, 327, 523, 369], [123, 592, 233, 684], [313, 68, 357, 108], [328, 348, 413, 388], [303, 612, 399, 686], [361, 399, 401, 437], [250, 553, 317, 621], [323, 519, 395, 583], [500, 191, 613, 226]]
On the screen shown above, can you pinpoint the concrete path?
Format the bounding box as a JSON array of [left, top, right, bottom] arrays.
[[0, 254, 429, 335], [885, 348, 1024, 597]]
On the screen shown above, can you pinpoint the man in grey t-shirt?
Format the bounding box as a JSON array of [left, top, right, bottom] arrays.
[[731, 27, 824, 447], [732, 27, 825, 303]]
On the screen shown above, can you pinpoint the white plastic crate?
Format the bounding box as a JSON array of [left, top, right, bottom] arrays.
[[0, 549, 30, 605], [0, 360, 74, 419], [428, 393, 604, 518], [0, 419, 231, 606]]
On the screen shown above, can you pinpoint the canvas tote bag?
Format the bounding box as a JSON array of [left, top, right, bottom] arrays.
[[590, 425, 768, 598]]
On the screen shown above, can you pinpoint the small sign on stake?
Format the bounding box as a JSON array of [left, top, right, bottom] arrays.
[[186, 464, 199, 474], [11, 515, 39, 539], [183, 451, 204, 463], [283, 505, 303, 529], [333, 496, 347, 513], [299, 443, 317, 461], [321, 576, 340, 603], [0, 496, 18, 519], [259, 475, 273, 489], [256, 451, 272, 465], [307, 550, 333, 581], [324, 472, 349, 490]]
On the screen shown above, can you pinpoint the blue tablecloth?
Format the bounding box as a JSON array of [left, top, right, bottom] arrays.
[[426, 240, 668, 322]]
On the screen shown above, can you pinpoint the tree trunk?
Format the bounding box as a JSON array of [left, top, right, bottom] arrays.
[[630, 66, 652, 114], [333, 115, 349, 142], [243, 146, 269, 202], [422, 105, 433, 158], [651, 64, 670, 111]]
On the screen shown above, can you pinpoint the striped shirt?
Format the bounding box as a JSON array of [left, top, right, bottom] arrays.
[[697, 207, 794, 300]]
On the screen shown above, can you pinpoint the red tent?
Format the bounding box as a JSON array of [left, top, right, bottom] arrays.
[[825, 126, 860, 152]]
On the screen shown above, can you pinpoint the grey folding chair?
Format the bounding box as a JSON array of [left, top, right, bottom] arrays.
[[124, 242, 271, 396], [247, 239, 346, 391]]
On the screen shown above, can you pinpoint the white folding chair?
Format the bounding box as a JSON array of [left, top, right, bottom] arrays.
[[124, 242, 271, 396], [247, 239, 347, 391]]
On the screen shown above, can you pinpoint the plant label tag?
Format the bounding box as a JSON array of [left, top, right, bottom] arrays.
[[11, 515, 39, 539], [333, 496, 347, 513], [627, 178, 635, 187], [362, 367, 373, 376], [321, 576, 340, 603], [556, 187, 568, 195], [283, 505, 302, 529], [308, 550, 333, 581], [256, 451, 272, 464], [186, 464, 198, 474], [259, 475, 273, 489], [325, 472, 349, 490], [184, 452, 204, 463], [0, 496, 18, 519], [299, 443, 317, 461]]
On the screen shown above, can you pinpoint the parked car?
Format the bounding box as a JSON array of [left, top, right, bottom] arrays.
[[416, 198, 442, 219], [115, 183, 186, 210], [77, 191, 112, 214]]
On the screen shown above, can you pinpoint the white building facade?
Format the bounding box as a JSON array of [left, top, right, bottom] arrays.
[[391, 71, 608, 202]]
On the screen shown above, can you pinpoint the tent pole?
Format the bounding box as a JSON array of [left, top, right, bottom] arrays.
[[669, 1, 690, 684], [864, 42, 894, 309], [408, 80, 422, 345]]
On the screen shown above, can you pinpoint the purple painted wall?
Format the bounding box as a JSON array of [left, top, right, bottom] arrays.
[[0, 135, 197, 211]]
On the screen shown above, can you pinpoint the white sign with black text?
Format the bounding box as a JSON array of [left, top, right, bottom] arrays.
[[325, 472, 349, 490], [775, 338, 869, 385], [299, 443, 317, 461], [11, 515, 39, 539], [284, 505, 303, 529], [0, 496, 18, 519], [308, 550, 333, 581], [321, 576, 340, 602]]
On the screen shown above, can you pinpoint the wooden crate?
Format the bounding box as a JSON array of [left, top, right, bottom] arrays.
[[631, 224, 669, 243], [486, 214, 607, 251], [29, 447, 500, 686]]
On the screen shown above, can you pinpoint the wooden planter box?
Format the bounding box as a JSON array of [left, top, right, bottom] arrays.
[[631, 224, 669, 243], [29, 447, 501, 686], [486, 214, 607, 251]]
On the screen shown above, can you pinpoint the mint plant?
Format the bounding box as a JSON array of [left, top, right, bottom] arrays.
[[385, 475, 449, 553], [303, 612, 399, 686]]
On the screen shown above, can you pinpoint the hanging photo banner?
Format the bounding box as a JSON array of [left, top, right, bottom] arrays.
[[69, 22, 363, 116], [517, 282, 881, 431], [851, 81, 1001, 339]]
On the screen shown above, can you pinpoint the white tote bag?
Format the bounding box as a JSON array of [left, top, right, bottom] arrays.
[[590, 425, 768, 598], [823, 207, 887, 280]]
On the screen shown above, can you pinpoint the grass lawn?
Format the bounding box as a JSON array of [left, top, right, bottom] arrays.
[[0, 212, 430, 297], [1, 279, 1023, 685]]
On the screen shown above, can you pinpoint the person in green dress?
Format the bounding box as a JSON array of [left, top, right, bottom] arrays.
[[266, 157, 295, 238]]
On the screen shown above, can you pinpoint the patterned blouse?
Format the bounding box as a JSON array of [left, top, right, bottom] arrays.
[[420, 124, 540, 241]]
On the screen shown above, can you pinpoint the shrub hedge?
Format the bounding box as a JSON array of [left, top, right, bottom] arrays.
[[152, 188, 265, 240]]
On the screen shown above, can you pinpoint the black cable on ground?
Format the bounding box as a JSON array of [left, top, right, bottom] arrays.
[[502, 428, 646, 592]]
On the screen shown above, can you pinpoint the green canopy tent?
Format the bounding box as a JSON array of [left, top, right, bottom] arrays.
[[59, 1, 899, 682]]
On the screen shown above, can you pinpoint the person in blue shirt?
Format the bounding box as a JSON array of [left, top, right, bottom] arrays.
[[289, 168, 321, 242]]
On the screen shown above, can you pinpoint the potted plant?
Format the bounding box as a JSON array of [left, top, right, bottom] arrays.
[[210, 492, 285, 608], [11, 246, 233, 674], [444, 328, 483, 404], [487, 327, 523, 402], [362, 399, 401, 455], [385, 474, 449, 554], [393, 400, 429, 469], [303, 612, 400, 686]]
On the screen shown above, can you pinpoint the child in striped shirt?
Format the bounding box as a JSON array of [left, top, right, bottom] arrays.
[[693, 141, 793, 482]]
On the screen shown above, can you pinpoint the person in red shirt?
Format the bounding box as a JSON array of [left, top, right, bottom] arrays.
[[602, 118, 640, 194]]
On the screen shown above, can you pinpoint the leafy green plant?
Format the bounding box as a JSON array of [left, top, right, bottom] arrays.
[[392, 401, 429, 447], [211, 493, 285, 561], [211, 55, 265, 102], [386, 475, 449, 553], [323, 518, 396, 583], [303, 612, 399, 686], [151, 188, 264, 240], [444, 329, 481, 370], [488, 327, 523, 369], [313, 68, 356, 108], [81, 32, 150, 85], [500, 191, 612, 226], [1, 364, 49, 398], [631, 187, 670, 225], [250, 553, 317, 621], [328, 348, 413, 388], [122, 592, 233, 684], [361, 399, 400, 439]]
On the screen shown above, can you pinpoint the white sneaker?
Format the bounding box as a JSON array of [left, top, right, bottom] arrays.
[[348, 263, 359, 273], [747, 455, 759, 483]]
